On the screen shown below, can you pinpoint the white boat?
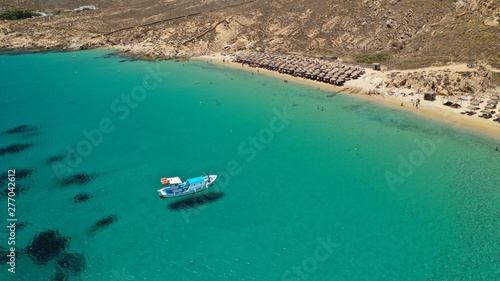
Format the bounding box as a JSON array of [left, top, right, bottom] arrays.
[[157, 175, 217, 198]]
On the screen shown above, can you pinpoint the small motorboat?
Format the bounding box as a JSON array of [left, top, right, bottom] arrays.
[[157, 175, 217, 198]]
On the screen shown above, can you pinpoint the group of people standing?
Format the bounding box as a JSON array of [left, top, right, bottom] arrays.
[[411, 98, 421, 109]]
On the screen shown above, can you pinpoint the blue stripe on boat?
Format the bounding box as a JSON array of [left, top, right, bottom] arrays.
[[187, 176, 205, 184]]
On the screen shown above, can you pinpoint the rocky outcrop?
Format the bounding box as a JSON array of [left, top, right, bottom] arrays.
[[384, 66, 494, 95]]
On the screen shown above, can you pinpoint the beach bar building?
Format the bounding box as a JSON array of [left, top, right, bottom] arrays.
[[424, 92, 437, 101]]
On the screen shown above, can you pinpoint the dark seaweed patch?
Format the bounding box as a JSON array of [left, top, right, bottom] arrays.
[[56, 252, 86, 274], [168, 191, 225, 211], [4, 125, 39, 135], [367, 114, 416, 132], [21, 132, 40, 139], [1, 183, 29, 197], [341, 104, 364, 112], [60, 173, 96, 187], [327, 93, 338, 97], [73, 193, 92, 203], [0, 168, 34, 187], [0, 246, 9, 263], [46, 154, 66, 165], [16, 168, 36, 180], [0, 143, 34, 156], [17, 221, 30, 231], [26, 230, 69, 265], [51, 271, 69, 281], [88, 215, 118, 236]]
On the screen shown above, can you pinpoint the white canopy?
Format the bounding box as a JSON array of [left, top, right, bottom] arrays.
[[167, 177, 182, 184]]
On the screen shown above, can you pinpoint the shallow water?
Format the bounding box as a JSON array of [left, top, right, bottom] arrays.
[[0, 50, 499, 280]]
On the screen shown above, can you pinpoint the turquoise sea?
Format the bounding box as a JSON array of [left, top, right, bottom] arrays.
[[0, 50, 499, 280]]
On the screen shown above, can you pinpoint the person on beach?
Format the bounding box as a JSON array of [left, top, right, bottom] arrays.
[[401, 103, 404, 107], [411, 99, 414, 106]]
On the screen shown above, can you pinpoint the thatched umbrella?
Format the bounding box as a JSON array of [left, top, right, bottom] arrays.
[[487, 100, 498, 105]]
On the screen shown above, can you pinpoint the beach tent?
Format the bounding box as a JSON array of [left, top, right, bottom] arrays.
[[424, 92, 436, 101]]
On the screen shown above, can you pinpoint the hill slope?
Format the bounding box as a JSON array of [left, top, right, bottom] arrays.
[[0, 0, 498, 69]]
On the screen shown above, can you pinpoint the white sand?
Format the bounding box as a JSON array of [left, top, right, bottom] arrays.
[[196, 53, 500, 141]]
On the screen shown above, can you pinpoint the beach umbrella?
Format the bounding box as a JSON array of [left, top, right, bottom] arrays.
[[490, 95, 499, 100], [467, 105, 478, 110], [487, 100, 498, 104], [470, 101, 480, 106], [496, 113, 500, 118], [481, 110, 492, 114]]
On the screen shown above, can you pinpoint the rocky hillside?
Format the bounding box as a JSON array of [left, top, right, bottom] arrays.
[[0, 0, 498, 70], [384, 66, 495, 96]]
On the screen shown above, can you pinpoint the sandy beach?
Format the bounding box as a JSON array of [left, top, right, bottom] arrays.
[[195, 54, 500, 142]]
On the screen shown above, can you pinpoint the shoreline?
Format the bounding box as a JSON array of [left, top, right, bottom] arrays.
[[2, 47, 498, 142], [195, 54, 500, 142]]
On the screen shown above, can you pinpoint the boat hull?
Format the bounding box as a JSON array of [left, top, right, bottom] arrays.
[[157, 175, 217, 199]]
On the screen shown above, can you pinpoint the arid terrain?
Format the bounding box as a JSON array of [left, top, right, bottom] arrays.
[[1, 0, 499, 93]]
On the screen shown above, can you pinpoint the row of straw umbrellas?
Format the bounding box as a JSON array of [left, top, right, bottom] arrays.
[[464, 94, 500, 119], [234, 52, 365, 86]]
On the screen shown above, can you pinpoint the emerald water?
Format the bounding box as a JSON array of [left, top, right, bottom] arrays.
[[0, 50, 499, 280]]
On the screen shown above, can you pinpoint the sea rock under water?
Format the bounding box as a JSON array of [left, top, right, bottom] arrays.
[[26, 230, 70, 265]]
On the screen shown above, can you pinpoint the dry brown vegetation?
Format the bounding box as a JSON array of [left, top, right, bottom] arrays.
[[0, 0, 498, 70]]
